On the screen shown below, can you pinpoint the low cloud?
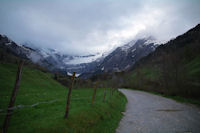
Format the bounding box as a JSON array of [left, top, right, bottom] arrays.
[[0, 0, 200, 55]]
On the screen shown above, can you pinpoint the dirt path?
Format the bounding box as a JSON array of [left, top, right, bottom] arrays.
[[116, 89, 200, 133]]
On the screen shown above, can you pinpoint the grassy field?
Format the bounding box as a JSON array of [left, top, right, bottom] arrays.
[[0, 63, 127, 133]]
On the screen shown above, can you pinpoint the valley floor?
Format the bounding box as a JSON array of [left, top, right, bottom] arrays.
[[0, 63, 127, 133]]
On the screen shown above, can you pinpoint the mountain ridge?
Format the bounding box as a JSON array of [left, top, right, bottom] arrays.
[[80, 37, 159, 78], [0, 34, 159, 77]]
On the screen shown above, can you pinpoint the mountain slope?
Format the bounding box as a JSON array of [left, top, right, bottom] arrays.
[[120, 24, 200, 98], [80, 37, 159, 78], [0, 34, 103, 74], [0, 63, 126, 132], [0, 34, 160, 78], [99, 37, 158, 72]]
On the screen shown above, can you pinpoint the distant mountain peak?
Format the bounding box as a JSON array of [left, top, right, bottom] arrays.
[[0, 33, 160, 78], [79, 36, 160, 78]]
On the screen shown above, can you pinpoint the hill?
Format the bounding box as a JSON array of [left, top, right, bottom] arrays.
[[118, 24, 200, 100], [0, 62, 126, 132]]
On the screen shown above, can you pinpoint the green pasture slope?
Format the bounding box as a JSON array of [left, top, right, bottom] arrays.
[[0, 63, 127, 133], [123, 56, 200, 106]]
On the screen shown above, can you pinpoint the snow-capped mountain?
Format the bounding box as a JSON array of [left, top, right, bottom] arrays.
[[98, 37, 159, 72], [0, 34, 103, 75], [80, 37, 160, 78], [0, 34, 160, 78]]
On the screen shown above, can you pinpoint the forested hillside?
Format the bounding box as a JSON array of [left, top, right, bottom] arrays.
[[119, 24, 200, 99]]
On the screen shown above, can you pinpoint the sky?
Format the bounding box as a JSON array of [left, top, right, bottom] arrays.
[[0, 0, 200, 55]]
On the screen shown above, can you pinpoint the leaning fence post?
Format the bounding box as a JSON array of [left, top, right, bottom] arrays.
[[3, 60, 24, 133], [91, 82, 97, 105], [64, 72, 76, 119]]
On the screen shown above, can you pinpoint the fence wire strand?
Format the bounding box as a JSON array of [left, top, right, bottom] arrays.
[[0, 93, 104, 115]]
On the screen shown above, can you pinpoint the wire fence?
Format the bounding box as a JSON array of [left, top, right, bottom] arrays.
[[0, 93, 105, 115], [1, 62, 120, 132]]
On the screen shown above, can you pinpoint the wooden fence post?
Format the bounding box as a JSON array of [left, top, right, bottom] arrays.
[[103, 88, 106, 102], [64, 72, 76, 119], [91, 82, 97, 105], [3, 60, 24, 133]]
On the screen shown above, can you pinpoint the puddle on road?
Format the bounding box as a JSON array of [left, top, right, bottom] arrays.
[[156, 109, 182, 112]]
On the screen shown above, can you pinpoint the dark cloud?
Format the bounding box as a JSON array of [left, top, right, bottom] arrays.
[[0, 0, 200, 55]]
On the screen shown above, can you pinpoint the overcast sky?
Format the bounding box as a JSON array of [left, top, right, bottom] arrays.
[[0, 0, 200, 55]]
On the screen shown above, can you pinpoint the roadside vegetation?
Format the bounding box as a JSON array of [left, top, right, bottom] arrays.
[[125, 25, 200, 106], [92, 24, 200, 106]]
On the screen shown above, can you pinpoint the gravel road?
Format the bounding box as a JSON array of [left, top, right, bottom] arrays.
[[116, 89, 200, 133]]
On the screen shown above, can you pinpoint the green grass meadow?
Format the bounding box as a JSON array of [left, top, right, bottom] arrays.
[[0, 63, 127, 133]]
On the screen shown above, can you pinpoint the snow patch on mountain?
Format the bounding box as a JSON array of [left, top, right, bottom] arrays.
[[120, 40, 136, 52], [64, 53, 102, 65], [131, 48, 136, 53], [5, 42, 12, 46], [67, 72, 80, 77]]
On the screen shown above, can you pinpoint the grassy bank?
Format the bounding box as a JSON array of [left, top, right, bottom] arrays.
[[0, 63, 127, 133], [121, 56, 200, 106], [128, 88, 200, 107], [150, 91, 200, 107]]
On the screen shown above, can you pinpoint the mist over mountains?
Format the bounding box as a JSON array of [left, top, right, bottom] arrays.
[[0, 34, 160, 77], [0, 1, 200, 132], [1, 0, 200, 56], [0, 0, 200, 78]]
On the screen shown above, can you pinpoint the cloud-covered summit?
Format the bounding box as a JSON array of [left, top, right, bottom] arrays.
[[0, 0, 200, 55]]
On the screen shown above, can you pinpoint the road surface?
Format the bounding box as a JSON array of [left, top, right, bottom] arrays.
[[116, 89, 200, 133]]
